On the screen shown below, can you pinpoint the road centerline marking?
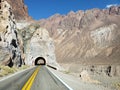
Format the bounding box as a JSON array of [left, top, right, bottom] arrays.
[[22, 66, 40, 90]]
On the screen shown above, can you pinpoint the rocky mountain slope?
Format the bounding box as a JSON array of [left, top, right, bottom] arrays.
[[38, 6, 120, 65], [6, 0, 31, 20]]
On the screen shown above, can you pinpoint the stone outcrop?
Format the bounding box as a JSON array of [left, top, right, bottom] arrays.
[[0, 0, 24, 67], [19, 24, 59, 68], [38, 6, 120, 65], [26, 28, 58, 66], [109, 6, 120, 15], [6, 0, 31, 20], [80, 70, 100, 83], [76, 64, 120, 77]]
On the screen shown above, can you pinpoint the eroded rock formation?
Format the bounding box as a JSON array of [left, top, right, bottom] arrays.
[[18, 24, 59, 68], [26, 28, 58, 66], [0, 0, 24, 67]]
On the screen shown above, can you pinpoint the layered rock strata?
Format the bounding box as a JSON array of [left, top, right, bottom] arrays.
[[38, 6, 120, 65]]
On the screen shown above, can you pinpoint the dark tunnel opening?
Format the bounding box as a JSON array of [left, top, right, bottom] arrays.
[[34, 57, 46, 65]]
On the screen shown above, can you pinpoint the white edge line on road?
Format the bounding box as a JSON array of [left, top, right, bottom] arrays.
[[46, 66, 73, 90], [0, 66, 36, 82]]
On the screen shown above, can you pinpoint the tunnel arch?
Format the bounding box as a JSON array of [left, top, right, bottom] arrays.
[[34, 57, 46, 65]]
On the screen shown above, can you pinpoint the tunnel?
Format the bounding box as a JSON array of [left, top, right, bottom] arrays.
[[34, 57, 46, 65]]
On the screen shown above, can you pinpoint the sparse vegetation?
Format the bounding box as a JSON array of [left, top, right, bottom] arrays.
[[0, 65, 30, 77], [114, 82, 120, 90], [62, 71, 71, 74], [18, 65, 30, 70]]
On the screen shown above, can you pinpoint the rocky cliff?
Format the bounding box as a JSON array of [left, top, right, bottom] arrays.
[[0, 0, 59, 68], [38, 6, 120, 66], [18, 23, 59, 68], [0, 0, 24, 67], [6, 0, 31, 20]]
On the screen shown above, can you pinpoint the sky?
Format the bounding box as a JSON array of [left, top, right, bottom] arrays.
[[24, 0, 120, 20]]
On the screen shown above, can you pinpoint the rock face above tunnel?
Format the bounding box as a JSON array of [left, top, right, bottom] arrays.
[[25, 27, 59, 67], [0, 0, 23, 67]]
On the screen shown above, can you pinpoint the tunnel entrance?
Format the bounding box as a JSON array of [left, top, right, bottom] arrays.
[[34, 57, 46, 65]]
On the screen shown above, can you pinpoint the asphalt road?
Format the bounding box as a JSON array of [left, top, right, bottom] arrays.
[[0, 66, 70, 90], [0, 67, 36, 90], [31, 66, 69, 90]]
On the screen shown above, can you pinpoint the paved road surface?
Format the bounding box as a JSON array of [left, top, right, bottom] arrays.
[[31, 66, 69, 90], [0, 66, 71, 90], [0, 67, 36, 90]]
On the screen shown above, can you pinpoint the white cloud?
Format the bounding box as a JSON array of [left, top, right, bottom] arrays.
[[106, 4, 118, 8]]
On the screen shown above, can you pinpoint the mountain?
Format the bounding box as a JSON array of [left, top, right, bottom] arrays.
[[38, 6, 120, 65]]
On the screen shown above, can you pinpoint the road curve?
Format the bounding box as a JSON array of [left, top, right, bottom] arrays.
[[0, 66, 72, 90]]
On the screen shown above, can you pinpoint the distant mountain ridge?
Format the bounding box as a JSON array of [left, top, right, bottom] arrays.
[[38, 6, 120, 65]]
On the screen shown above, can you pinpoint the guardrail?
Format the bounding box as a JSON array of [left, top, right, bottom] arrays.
[[47, 64, 57, 70]]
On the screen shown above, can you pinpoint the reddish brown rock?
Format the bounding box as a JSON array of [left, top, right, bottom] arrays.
[[6, 0, 31, 20]]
